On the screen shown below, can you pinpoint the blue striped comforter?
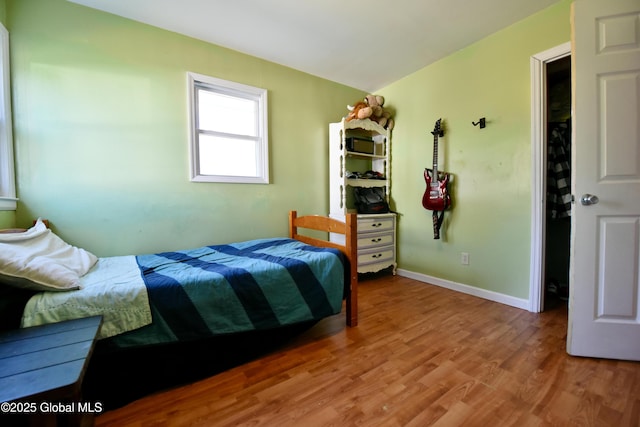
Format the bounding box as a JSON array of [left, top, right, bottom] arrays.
[[127, 238, 345, 345]]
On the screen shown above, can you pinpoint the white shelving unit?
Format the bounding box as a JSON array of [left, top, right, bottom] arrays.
[[329, 118, 396, 274]]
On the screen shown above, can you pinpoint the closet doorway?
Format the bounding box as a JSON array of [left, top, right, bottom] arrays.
[[529, 42, 571, 313], [543, 55, 571, 311]]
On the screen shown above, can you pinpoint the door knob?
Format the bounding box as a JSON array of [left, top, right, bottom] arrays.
[[580, 194, 599, 206]]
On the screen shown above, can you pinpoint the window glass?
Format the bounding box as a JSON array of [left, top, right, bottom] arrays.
[[196, 89, 258, 136], [198, 134, 257, 177]]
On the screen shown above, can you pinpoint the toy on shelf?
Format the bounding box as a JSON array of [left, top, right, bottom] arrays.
[[345, 94, 394, 130]]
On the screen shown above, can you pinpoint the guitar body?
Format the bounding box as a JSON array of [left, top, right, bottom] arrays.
[[422, 168, 451, 211]]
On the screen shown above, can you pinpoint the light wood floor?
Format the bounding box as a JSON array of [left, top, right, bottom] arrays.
[[96, 274, 640, 427]]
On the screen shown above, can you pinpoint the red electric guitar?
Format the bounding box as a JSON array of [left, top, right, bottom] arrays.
[[422, 118, 451, 211]]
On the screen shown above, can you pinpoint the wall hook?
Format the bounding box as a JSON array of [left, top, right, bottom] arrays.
[[472, 117, 486, 129]]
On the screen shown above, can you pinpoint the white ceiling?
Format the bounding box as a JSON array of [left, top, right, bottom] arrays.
[[68, 0, 561, 92]]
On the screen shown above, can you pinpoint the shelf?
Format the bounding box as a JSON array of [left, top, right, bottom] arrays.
[[346, 178, 388, 188], [343, 118, 387, 134], [345, 150, 386, 160], [330, 118, 391, 215]]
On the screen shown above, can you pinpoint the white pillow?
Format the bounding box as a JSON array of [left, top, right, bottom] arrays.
[[0, 219, 98, 291]]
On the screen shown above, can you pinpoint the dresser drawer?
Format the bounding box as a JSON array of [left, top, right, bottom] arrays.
[[358, 246, 395, 266], [357, 231, 394, 249], [358, 216, 394, 234]]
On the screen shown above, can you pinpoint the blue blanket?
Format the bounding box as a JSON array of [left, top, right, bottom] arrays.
[[120, 238, 345, 346]]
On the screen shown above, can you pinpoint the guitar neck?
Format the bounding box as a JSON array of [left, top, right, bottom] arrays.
[[432, 134, 439, 178]]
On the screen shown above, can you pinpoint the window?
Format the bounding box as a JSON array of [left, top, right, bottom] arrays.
[[0, 23, 15, 210], [187, 72, 269, 184]]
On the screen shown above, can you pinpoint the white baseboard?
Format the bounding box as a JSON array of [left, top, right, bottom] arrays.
[[396, 269, 530, 311]]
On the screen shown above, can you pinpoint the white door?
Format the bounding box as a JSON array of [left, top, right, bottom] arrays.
[[568, 0, 640, 360]]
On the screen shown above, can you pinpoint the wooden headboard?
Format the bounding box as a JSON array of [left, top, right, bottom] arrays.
[[288, 211, 358, 327]]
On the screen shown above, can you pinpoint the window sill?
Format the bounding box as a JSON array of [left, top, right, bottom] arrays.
[[191, 175, 269, 184], [0, 197, 17, 211]]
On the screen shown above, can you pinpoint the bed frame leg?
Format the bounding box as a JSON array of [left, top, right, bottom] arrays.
[[346, 285, 358, 327], [345, 213, 358, 327]]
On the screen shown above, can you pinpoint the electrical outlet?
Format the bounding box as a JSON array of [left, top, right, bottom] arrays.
[[461, 252, 469, 265]]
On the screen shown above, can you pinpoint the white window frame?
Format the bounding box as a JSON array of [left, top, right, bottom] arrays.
[[0, 23, 15, 210], [187, 72, 269, 184]]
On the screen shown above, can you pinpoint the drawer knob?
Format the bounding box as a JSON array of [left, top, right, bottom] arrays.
[[372, 223, 382, 228], [372, 253, 383, 258], [371, 238, 382, 243]]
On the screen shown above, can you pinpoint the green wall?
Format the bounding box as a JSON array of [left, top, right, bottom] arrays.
[[6, 0, 364, 255], [0, 212, 15, 229], [380, 0, 572, 299]]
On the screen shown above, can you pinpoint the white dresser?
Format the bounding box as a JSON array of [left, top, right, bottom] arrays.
[[356, 213, 396, 274]]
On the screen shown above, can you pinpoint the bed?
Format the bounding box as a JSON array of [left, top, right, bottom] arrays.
[[0, 211, 357, 408]]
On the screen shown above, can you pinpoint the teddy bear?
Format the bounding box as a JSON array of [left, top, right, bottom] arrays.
[[364, 94, 394, 130], [365, 94, 385, 117], [345, 95, 394, 130]]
